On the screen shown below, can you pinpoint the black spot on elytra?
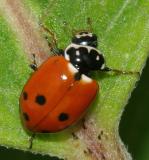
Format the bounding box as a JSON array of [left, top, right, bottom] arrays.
[[58, 113, 69, 121], [23, 112, 29, 121], [23, 92, 28, 100], [35, 95, 46, 105]]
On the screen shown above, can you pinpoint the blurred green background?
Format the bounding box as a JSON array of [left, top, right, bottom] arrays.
[[0, 58, 149, 160], [120, 58, 149, 159]]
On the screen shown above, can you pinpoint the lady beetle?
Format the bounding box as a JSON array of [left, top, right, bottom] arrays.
[[19, 30, 109, 133], [20, 29, 136, 134]]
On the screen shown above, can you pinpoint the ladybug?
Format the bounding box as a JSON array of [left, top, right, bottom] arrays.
[[19, 31, 113, 133]]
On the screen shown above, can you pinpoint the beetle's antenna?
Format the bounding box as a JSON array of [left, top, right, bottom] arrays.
[[62, 17, 94, 37], [40, 23, 57, 49], [102, 66, 140, 77], [87, 17, 93, 33]]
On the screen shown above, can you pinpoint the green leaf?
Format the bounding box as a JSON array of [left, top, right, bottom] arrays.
[[0, 0, 149, 159]]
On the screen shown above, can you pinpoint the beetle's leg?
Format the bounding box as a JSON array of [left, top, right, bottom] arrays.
[[74, 72, 82, 81], [72, 132, 79, 140], [28, 133, 36, 149], [29, 54, 38, 71], [53, 48, 64, 56], [82, 118, 87, 129], [40, 24, 64, 56], [40, 24, 57, 51], [101, 66, 140, 77]]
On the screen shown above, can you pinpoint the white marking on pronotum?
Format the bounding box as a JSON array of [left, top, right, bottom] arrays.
[[81, 74, 92, 83], [65, 52, 70, 61], [68, 63, 78, 74], [66, 43, 99, 54]]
